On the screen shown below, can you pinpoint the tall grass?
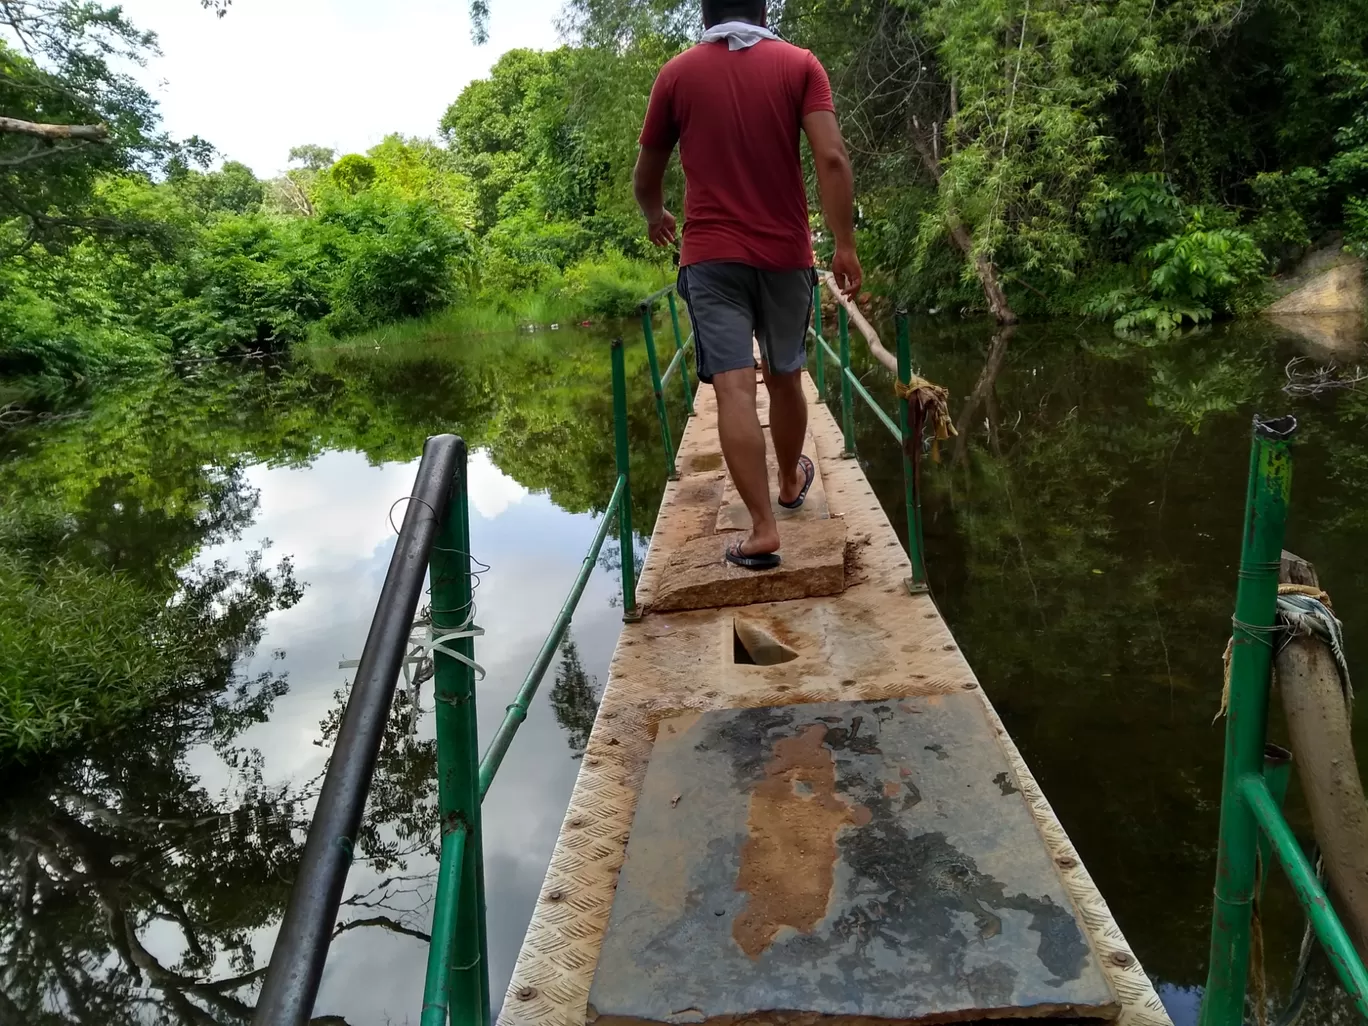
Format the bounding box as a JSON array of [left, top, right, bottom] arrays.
[[304, 250, 671, 351]]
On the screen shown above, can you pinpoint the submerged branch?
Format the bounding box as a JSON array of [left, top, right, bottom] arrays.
[[1283, 356, 1368, 396]]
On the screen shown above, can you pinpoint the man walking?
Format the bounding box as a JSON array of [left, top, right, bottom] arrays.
[[633, 0, 861, 570]]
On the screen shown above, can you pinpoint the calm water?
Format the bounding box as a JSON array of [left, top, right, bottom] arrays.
[[2, 316, 1366, 1022]]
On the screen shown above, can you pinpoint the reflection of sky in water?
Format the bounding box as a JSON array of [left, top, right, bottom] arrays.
[[188, 447, 622, 1020], [1157, 983, 1200, 1026]]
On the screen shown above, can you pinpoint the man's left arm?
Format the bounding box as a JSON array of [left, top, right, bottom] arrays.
[[633, 146, 676, 246]]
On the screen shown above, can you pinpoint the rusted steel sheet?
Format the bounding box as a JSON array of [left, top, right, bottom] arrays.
[[588, 700, 1119, 1025]]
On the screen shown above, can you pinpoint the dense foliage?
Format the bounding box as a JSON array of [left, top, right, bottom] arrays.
[[0, 327, 671, 761], [561, 0, 1368, 329], [0, 5, 670, 395]]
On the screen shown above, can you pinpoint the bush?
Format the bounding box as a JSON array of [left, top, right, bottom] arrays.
[[0, 257, 164, 387], [1086, 210, 1265, 334], [163, 213, 329, 353], [1346, 196, 1368, 258], [312, 189, 472, 334], [1085, 173, 1185, 258], [1248, 168, 1328, 254], [557, 249, 666, 319]]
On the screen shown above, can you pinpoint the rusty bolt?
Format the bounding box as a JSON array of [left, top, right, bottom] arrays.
[[517, 986, 537, 1001], [585, 757, 601, 766], [1056, 856, 1078, 869], [924, 612, 936, 619], [1109, 950, 1135, 968], [547, 889, 565, 902], [961, 682, 978, 690], [603, 711, 617, 720], [569, 817, 585, 828], [943, 643, 956, 651]]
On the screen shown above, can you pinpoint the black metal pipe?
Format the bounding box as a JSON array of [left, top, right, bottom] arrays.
[[252, 434, 464, 1026]]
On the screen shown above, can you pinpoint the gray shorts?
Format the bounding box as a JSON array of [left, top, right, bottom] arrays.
[[677, 262, 816, 384]]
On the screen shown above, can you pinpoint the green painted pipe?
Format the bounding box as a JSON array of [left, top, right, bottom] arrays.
[[420, 823, 468, 1026], [895, 313, 928, 589], [640, 308, 676, 479], [428, 453, 490, 1024], [812, 284, 825, 394], [837, 305, 856, 457], [477, 474, 625, 799], [667, 292, 694, 416], [1259, 743, 1293, 900], [1199, 415, 1296, 1026], [611, 340, 639, 621], [842, 366, 900, 441], [661, 344, 687, 389], [638, 283, 675, 307], [1242, 773, 1368, 1016]]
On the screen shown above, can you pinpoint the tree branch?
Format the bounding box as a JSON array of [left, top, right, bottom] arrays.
[[332, 915, 432, 944], [0, 116, 108, 141], [0, 139, 97, 167], [817, 270, 898, 374]]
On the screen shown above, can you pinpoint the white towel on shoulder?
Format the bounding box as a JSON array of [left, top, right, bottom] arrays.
[[700, 20, 779, 50]]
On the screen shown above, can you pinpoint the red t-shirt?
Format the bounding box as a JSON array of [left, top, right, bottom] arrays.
[[639, 38, 834, 270]]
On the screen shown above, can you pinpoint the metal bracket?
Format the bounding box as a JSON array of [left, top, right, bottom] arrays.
[[904, 577, 930, 596], [622, 609, 645, 624]]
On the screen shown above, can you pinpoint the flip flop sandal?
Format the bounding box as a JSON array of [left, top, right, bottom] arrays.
[[777, 454, 815, 510], [725, 538, 781, 571]]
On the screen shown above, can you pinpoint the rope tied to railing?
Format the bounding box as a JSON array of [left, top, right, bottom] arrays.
[[1215, 584, 1352, 722], [894, 375, 958, 463]]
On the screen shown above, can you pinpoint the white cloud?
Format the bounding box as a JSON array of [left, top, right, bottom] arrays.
[[115, 0, 566, 177], [468, 448, 529, 519]]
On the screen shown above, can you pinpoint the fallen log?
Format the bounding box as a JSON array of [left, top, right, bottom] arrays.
[[1278, 551, 1368, 958]]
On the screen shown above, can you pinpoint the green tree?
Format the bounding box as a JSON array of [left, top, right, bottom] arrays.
[[0, 4, 163, 247]]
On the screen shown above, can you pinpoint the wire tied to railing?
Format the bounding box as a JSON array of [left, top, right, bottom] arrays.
[[422, 625, 486, 680]]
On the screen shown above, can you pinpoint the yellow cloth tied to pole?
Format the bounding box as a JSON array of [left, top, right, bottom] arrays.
[[894, 375, 958, 463]]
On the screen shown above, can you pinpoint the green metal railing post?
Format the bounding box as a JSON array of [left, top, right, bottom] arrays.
[[639, 304, 676, 479], [837, 304, 856, 458], [426, 449, 490, 1026], [1198, 415, 1296, 1026], [1258, 744, 1292, 901], [667, 292, 694, 417], [420, 823, 467, 1026], [895, 313, 928, 592], [1241, 774, 1368, 1013], [812, 284, 825, 395], [611, 338, 640, 622]]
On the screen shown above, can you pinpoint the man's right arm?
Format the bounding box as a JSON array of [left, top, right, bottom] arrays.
[[802, 109, 862, 297], [636, 70, 679, 248]]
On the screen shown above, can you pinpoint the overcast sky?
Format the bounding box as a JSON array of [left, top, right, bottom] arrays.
[[116, 0, 565, 178]]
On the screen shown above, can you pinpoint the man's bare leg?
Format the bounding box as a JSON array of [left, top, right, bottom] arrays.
[[763, 363, 808, 504], [713, 366, 780, 555]]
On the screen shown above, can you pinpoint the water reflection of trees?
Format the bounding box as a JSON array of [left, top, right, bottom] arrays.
[[0, 640, 303, 1023], [0, 619, 604, 1022], [0, 330, 665, 1021], [848, 318, 1368, 1014], [549, 637, 601, 758]]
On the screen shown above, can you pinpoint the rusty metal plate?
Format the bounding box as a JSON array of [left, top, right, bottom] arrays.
[[587, 699, 1119, 1025]]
